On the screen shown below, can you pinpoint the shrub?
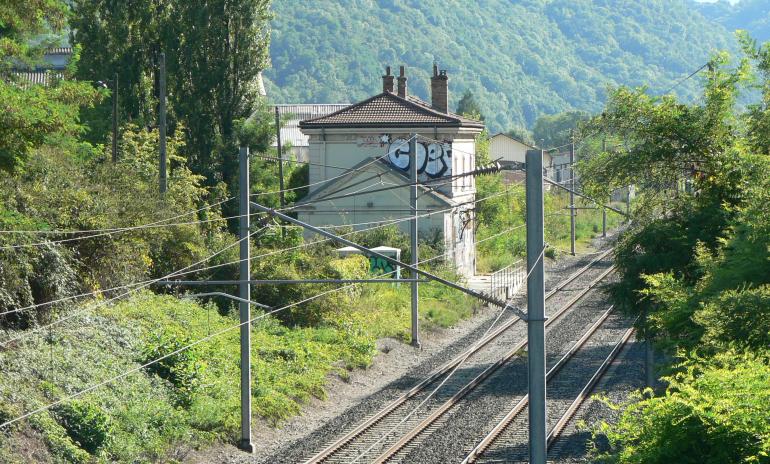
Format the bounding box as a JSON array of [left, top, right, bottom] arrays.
[[141, 328, 205, 407], [594, 352, 770, 464], [51, 400, 112, 455]]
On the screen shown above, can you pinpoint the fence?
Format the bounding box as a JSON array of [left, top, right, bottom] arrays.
[[489, 260, 525, 300]]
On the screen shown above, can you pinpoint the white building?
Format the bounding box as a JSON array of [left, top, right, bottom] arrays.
[[296, 65, 485, 276]]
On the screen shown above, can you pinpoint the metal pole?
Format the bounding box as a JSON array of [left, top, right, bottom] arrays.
[[249, 201, 526, 317], [525, 149, 547, 464], [569, 137, 576, 256], [409, 134, 420, 348], [112, 73, 118, 163], [238, 147, 254, 453], [275, 106, 286, 238], [159, 52, 167, 194]]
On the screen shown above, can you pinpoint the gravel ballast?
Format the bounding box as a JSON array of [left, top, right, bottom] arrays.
[[187, 232, 622, 464]]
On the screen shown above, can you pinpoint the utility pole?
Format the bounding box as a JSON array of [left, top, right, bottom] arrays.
[[159, 52, 167, 194], [569, 133, 576, 256], [409, 134, 420, 348], [112, 72, 119, 163], [238, 147, 254, 453], [525, 149, 546, 464]]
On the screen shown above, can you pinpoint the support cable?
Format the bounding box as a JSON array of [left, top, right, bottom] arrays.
[[347, 245, 547, 464]]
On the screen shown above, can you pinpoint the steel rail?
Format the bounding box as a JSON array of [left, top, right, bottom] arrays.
[[546, 326, 636, 449], [370, 268, 615, 464], [462, 309, 632, 463], [302, 249, 613, 464]]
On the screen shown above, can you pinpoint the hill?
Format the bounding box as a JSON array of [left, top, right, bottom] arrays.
[[694, 0, 770, 41], [264, 0, 736, 132]]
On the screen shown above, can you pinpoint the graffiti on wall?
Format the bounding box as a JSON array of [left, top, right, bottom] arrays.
[[369, 256, 396, 275], [383, 135, 453, 178]]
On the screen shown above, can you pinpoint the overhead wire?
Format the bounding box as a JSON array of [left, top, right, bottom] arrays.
[[348, 244, 548, 464], [0, 209, 543, 430], [0, 188, 513, 331]]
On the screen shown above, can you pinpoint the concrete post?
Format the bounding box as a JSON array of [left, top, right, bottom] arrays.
[[569, 140, 576, 256], [526, 149, 547, 464], [238, 147, 254, 453], [410, 135, 420, 348]]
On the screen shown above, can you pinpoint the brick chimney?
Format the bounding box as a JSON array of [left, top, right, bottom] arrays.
[[397, 65, 407, 98], [382, 66, 394, 93], [431, 63, 449, 113]]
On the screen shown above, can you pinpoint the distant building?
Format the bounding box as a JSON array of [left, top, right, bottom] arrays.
[[273, 104, 349, 163], [296, 65, 484, 276], [10, 47, 71, 88]]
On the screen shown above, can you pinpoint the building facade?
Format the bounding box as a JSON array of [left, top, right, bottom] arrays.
[[296, 65, 484, 276]]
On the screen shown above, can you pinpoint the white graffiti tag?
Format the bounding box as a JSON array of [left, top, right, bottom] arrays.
[[386, 139, 452, 178]]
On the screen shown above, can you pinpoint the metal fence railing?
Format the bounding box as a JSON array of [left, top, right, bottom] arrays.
[[489, 260, 525, 300]]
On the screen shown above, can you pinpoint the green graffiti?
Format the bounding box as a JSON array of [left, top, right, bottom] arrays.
[[369, 256, 395, 275]]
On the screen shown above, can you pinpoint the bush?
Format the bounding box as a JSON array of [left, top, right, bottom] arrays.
[[594, 352, 770, 464], [141, 328, 205, 407], [696, 285, 770, 352], [51, 400, 112, 455]]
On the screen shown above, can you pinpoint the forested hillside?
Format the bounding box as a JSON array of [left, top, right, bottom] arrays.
[[695, 0, 770, 41], [265, 0, 735, 132]]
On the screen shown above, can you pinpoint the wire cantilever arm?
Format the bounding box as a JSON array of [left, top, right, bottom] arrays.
[[250, 200, 528, 321]]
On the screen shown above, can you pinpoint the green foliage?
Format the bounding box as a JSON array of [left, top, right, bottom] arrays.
[[595, 352, 770, 464], [51, 400, 112, 455], [265, 0, 734, 132], [533, 110, 588, 149], [0, 79, 100, 173], [71, 0, 273, 194], [142, 328, 205, 407], [583, 35, 770, 462], [0, 0, 68, 73], [696, 0, 770, 42], [456, 89, 484, 121]]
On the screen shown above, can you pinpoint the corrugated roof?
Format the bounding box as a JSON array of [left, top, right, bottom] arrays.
[[9, 71, 63, 89], [299, 92, 484, 129], [274, 104, 348, 147], [46, 47, 73, 55]]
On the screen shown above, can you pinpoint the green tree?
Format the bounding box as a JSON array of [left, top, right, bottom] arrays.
[[71, 0, 272, 193], [456, 89, 484, 120], [532, 111, 588, 149], [0, 0, 100, 172]]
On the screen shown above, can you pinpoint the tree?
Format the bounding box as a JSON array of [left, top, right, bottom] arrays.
[[532, 111, 589, 149], [165, 0, 271, 190], [0, 1, 100, 172], [71, 0, 273, 195], [70, 0, 164, 142], [456, 89, 484, 121]]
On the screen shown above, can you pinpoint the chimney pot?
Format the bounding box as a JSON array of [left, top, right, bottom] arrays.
[[382, 65, 394, 93], [397, 65, 407, 98], [431, 65, 449, 113]]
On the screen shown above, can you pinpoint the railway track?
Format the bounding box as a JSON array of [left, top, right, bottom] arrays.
[[302, 249, 615, 464], [462, 313, 635, 463]]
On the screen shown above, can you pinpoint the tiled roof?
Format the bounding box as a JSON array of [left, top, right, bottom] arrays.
[[299, 92, 484, 129], [273, 104, 349, 147]]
